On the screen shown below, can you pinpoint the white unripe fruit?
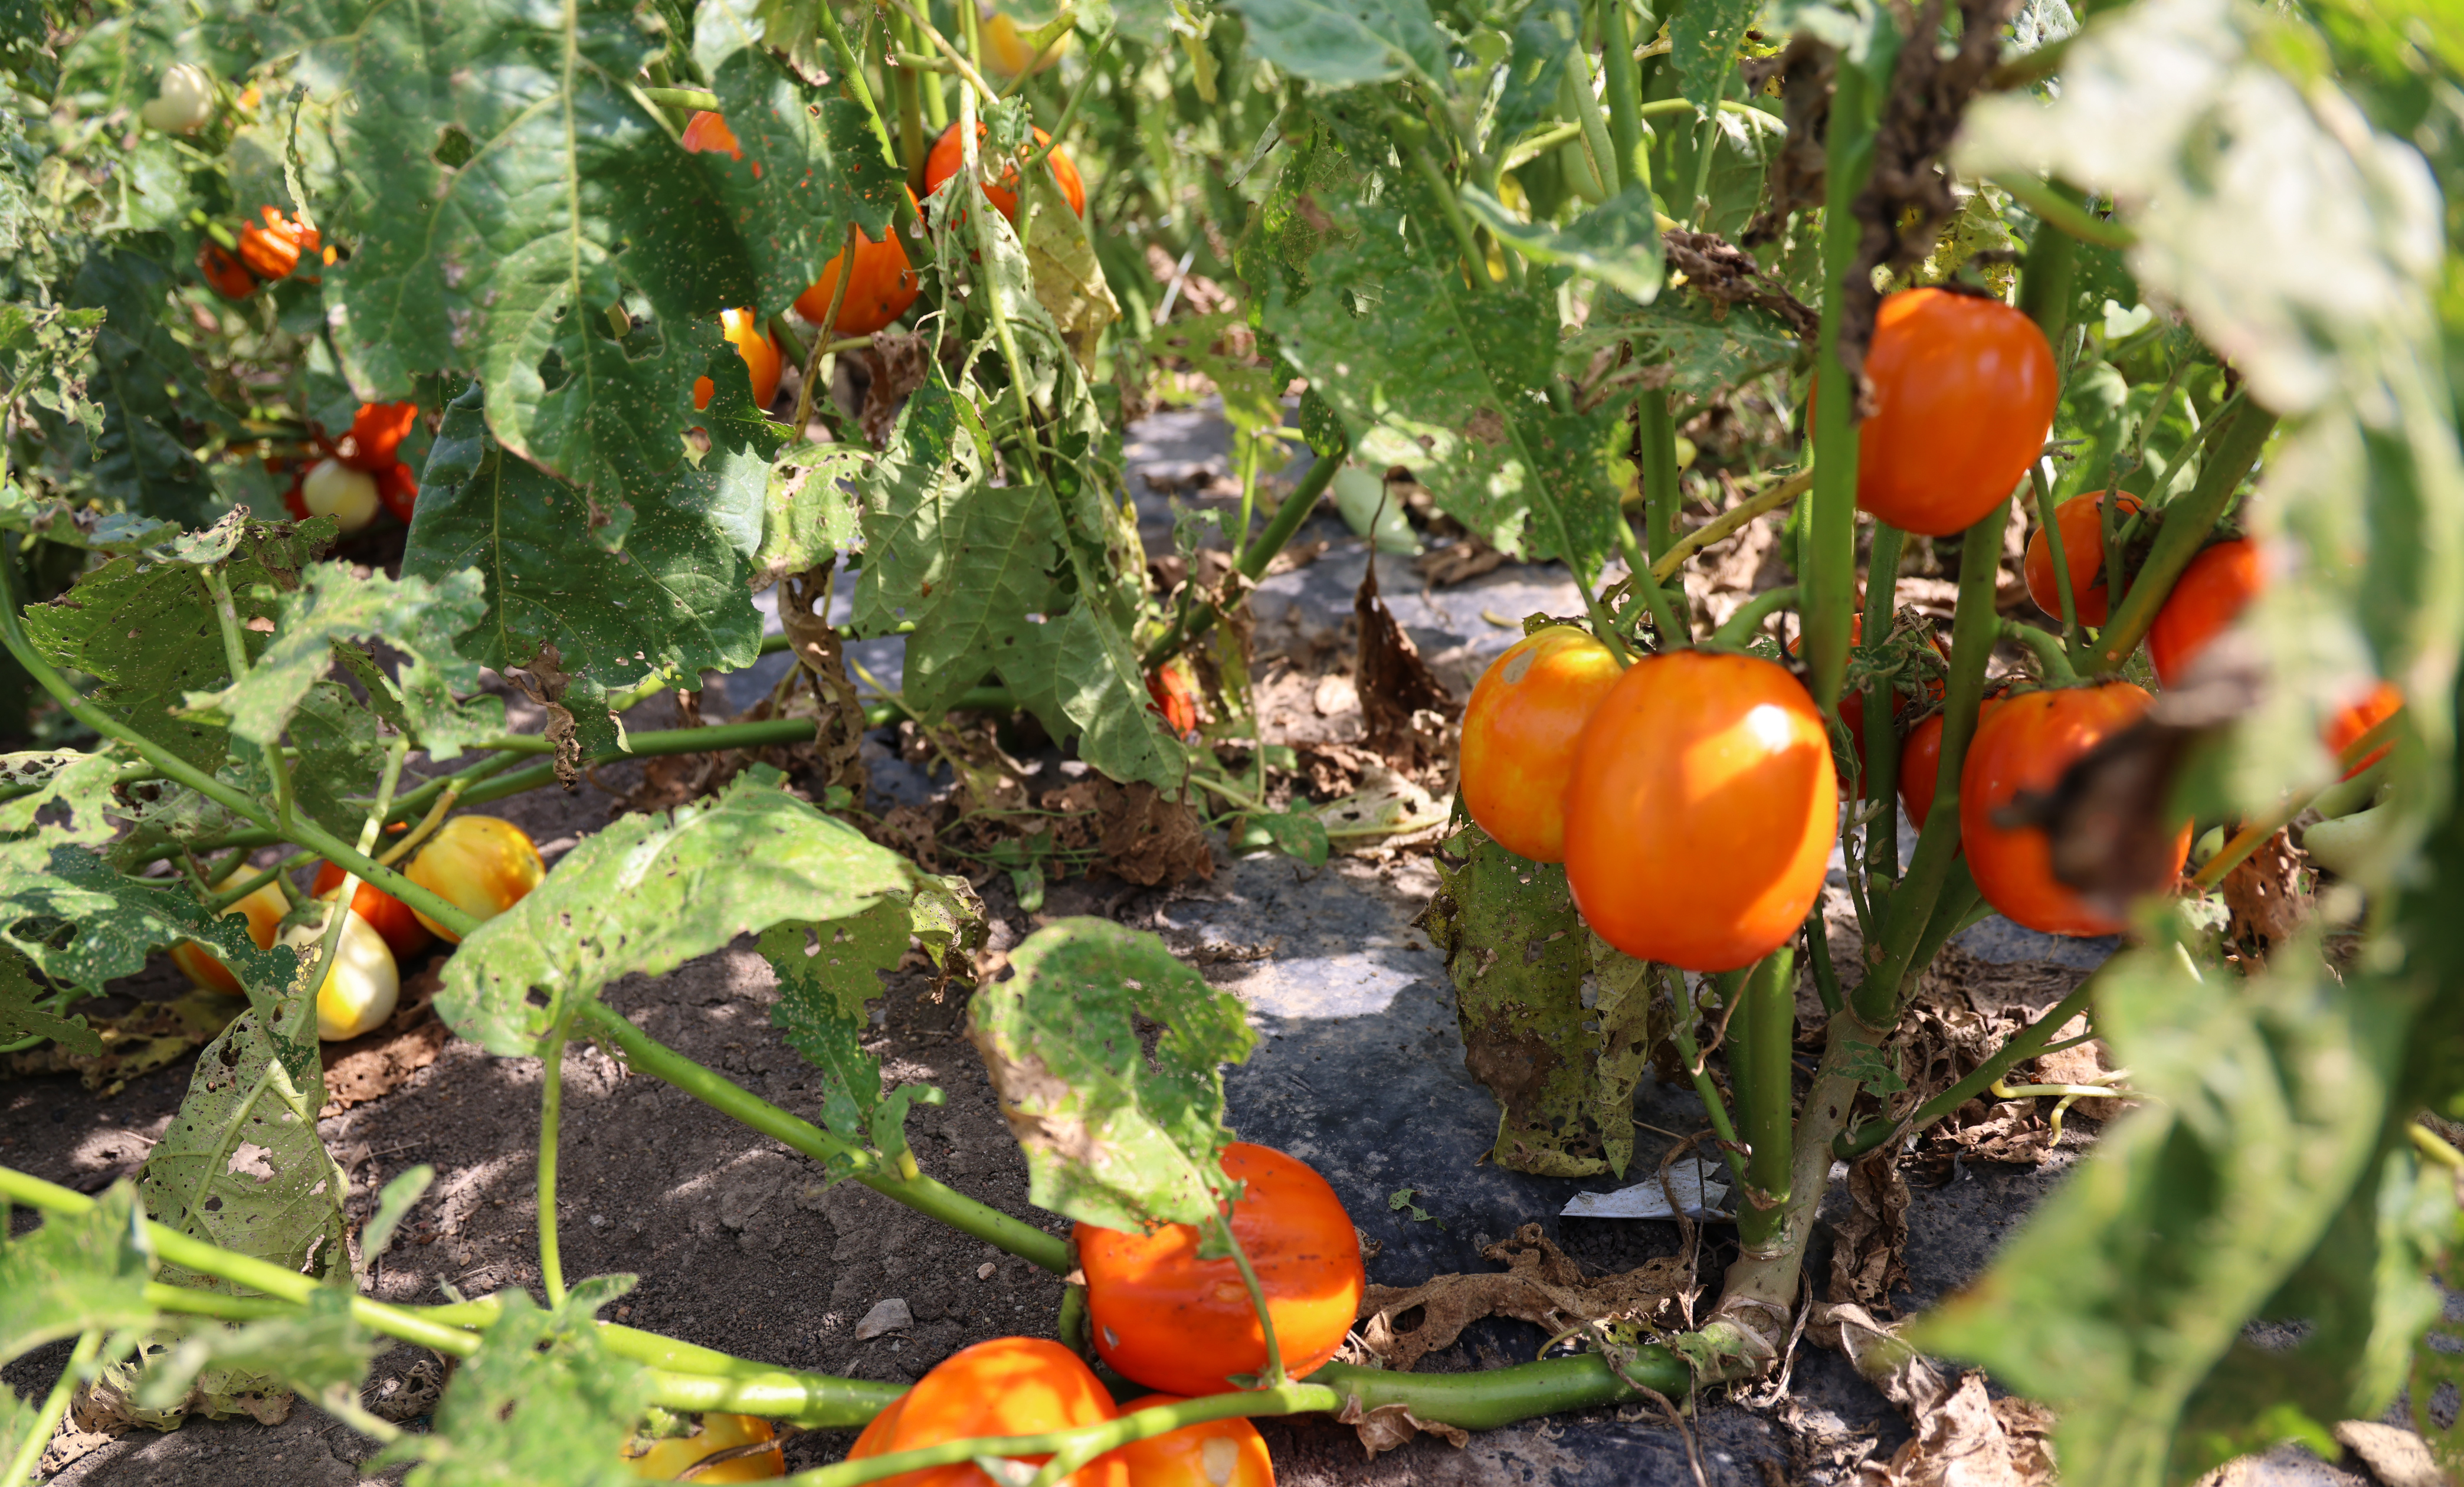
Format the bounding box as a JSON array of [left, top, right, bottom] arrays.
[[301, 458, 379, 532]]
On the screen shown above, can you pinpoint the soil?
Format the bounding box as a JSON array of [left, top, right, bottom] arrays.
[[1, 402, 2430, 1485]]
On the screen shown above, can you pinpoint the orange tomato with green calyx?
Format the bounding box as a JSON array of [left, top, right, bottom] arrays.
[[311, 860, 430, 959], [622, 1411, 784, 1481], [693, 308, 781, 412], [1458, 627, 1621, 863], [1853, 288, 2057, 538], [2023, 492, 2142, 627], [848, 1337, 1125, 1487], [1896, 693, 2006, 835], [795, 191, 923, 336], [404, 815, 545, 944], [198, 240, 258, 300], [2324, 680, 2402, 778], [237, 205, 320, 281], [1093, 1397, 1274, 1487], [925, 122, 1086, 223], [1564, 651, 1837, 971], [1077, 1142, 1364, 1398], [1960, 683, 2186, 936], [169, 874, 290, 995], [2146, 538, 2260, 686]]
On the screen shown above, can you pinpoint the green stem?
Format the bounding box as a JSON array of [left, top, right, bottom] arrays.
[[1662, 966, 1744, 1180], [3, 1328, 101, 1487], [1860, 525, 1905, 889], [1639, 395, 1681, 561], [2015, 181, 2082, 352], [789, 1387, 1342, 1487], [2028, 463, 2083, 659], [1994, 174, 2135, 248], [1803, 63, 1875, 713], [1610, 512, 1680, 653], [1600, 0, 1645, 192], [1709, 585, 1795, 648], [2088, 402, 2278, 673], [641, 86, 722, 111], [642, 1367, 902, 1429], [1393, 123, 1487, 293], [209, 848, 315, 909], [1210, 1211, 1287, 1386], [1726, 948, 1796, 1255], [1020, 33, 1115, 176], [2000, 619, 2079, 682], [1803, 908, 1844, 1017], [1308, 1354, 1690, 1429], [812, 0, 900, 165], [537, 1024, 570, 1307], [576, 1003, 1072, 1273], [1141, 450, 1339, 669], [1834, 966, 2099, 1160]]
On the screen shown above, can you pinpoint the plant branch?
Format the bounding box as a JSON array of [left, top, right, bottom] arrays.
[[1834, 968, 2101, 1160], [1141, 449, 1339, 669], [1994, 174, 2135, 247], [1652, 470, 1810, 581], [1728, 948, 1797, 1255], [1710, 586, 1797, 648], [2, 1327, 101, 1487], [2087, 402, 2279, 673]]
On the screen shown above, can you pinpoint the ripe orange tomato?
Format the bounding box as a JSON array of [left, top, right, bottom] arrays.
[[237, 205, 320, 281], [681, 110, 744, 161], [693, 308, 781, 412], [1960, 683, 2186, 936], [1854, 289, 2057, 537], [1896, 693, 2006, 834], [342, 401, 419, 472], [1458, 627, 1621, 863], [1077, 1142, 1364, 1398], [925, 122, 1086, 223], [1146, 660, 1201, 736], [2324, 680, 2402, 778], [2023, 492, 2143, 627], [311, 860, 431, 959], [794, 192, 923, 335], [373, 461, 420, 525], [198, 240, 258, 300], [1093, 1397, 1273, 1487], [2145, 538, 2259, 686], [404, 815, 545, 944], [848, 1337, 1126, 1487], [623, 1412, 784, 1481], [169, 874, 289, 995], [1563, 651, 1837, 971]]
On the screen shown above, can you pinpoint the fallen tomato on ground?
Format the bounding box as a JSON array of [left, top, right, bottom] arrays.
[[621, 1411, 783, 1481]]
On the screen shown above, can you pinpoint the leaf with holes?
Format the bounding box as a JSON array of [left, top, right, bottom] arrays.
[[1218, 0, 1447, 87], [438, 772, 912, 1057], [0, 945, 103, 1056], [966, 918, 1256, 1231], [761, 900, 912, 1174], [1459, 183, 1663, 302], [139, 1006, 348, 1294], [0, 847, 300, 998]]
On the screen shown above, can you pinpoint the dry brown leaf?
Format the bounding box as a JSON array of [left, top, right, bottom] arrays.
[[320, 969, 448, 1115], [1263, 539, 1328, 577], [777, 562, 871, 801], [1355, 1223, 1685, 1373], [1039, 778, 1214, 887], [2221, 830, 2312, 947], [1334, 1397, 1469, 1457], [2329, 1422, 2445, 1487], [506, 640, 585, 788], [856, 332, 934, 447], [1354, 558, 1457, 775], [1816, 1305, 2057, 1487], [1414, 538, 1508, 587], [1827, 1154, 1911, 1310]]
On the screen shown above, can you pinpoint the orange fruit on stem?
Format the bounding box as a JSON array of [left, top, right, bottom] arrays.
[[1093, 1397, 1274, 1487], [1852, 288, 2057, 537], [925, 122, 1085, 223], [1960, 683, 2186, 936], [198, 240, 258, 300], [2324, 680, 2403, 778], [237, 205, 320, 281], [2145, 538, 2260, 687], [404, 815, 545, 944], [1077, 1142, 1365, 1398], [693, 307, 781, 412], [1458, 627, 1622, 863], [310, 860, 431, 959], [1564, 651, 1837, 971], [342, 401, 420, 472], [2023, 492, 2143, 627], [848, 1337, 1125, 1487], [1896, 693, 2006, 835], [681, 110, 744, 161], [794, 191, 923, 335]]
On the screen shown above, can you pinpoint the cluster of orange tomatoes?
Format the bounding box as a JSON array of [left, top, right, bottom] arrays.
[[622, 1142, 1357, 1483], [195, 205, 327, 302], [171, 815, 545, 1042], [1459, 286, 2402, 962], [680, 111, 1084, 414], [270, 398, 423, 535]]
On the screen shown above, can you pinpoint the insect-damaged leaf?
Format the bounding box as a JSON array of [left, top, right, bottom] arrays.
[[0, 846, 300, 998], [438, 773, 911, 1057], [966, 918, 1255, 1231]]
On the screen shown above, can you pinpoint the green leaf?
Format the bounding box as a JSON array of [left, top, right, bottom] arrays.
[[285, 682, 384, 844], [753, 442, 867, 585], [136, 1288, 373, 1410], [437, 774, 911, 1057], [1000, 602, 1182, 791], [0, 944, 102, 1054], [1257, 809, 1329, 867], [1913, 938, 2410, 1486], [406, 381, 766, 709], [1460, 183, 1664, 302], [0, 300, 106, 438], [64, 247, 225, 526], [181, 563, 488, 748], [1218, 0, 1447, 87], [966, 918, 1256, 1231], [362, 1165, 437, 1263], [380, 1285, 648, 1487], [689, 0, 906, 320], [1670, 0, 1755, 118], [22, 510, 326, 775], [0, 1181, 154, 1365], [1491, 0, 1580, 147], [0, 846, 300, 998], [1568, 287, 1799, 400], [138, 1004, 349, 1294], [1267, 165, 1624, 572], [761, 900, 912, 1175], [1152, 313, 1280, 442], [1023, 163, 1122, 371]]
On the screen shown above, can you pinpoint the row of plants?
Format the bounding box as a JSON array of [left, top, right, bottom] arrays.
[[0, 0, 2459, 1478]]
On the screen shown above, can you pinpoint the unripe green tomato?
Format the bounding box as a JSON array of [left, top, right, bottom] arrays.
[[140, 63, 215, 133], [284, 910, 399, 1041], [405, 815, 546, 944], [302, 457, 381, 533]]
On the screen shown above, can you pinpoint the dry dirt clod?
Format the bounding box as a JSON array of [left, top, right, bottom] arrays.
[[2329, 1420, 2446, 1487], [854, 1298, 915, 1341]]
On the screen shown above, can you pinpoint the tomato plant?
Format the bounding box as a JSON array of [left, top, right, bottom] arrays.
[[404, 816, 546, 944], [2024, 492, 2144, 626], [1853, 289, 2059, 538], [1562, 652, 1837, 971], [1077, 1142, 1364, 1397], [926, 122, 1086, 221], [1457, 627, 1621, 863], [310, 860, 430, 958]]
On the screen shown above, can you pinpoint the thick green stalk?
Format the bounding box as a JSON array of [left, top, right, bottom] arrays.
[[1142, 449, 1340, 668], [1710, 585, 1796, 647], [576, 1003, 1072, 1273], [2088, 402, 2279, 673], [2001, 619, 2080, 682], [2027, 463, 2084, 659], [1835, 967, 2099, 1160], [1313, 1353, 1690, 1427], [536, 1025, 571, 1307], [643, 1369, 902, 1428], [1610, 512, 1680, 653], [1600, 0, 1646, 192], [1726, 948, 1797, 1255], [1662, 967, 1745, 1188], [1849, 501, 2008, 1027], [1802, 63, 1876, 712], [640, 86, 721, 110], [1399, 130, 1490, 293], [2015, 186, 2080, 352], [1860, 525, 1906, 887], [1639, 398, 1682, 562]]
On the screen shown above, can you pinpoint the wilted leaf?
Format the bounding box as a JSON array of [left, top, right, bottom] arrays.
[[966, 918, 1255, 1231], [1356, 1224, 1684, 1373]]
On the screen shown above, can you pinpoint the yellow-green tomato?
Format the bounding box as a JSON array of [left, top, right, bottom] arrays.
[[981, 9, 1070, 76], [284, 910, 399, 1041], [302, 457, 381, 533], [139, 63, 215, 133], [622, 1413, 783, 1481], [405, 815, 546, 944]]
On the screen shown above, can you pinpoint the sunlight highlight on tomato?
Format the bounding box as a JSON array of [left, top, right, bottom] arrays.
[[1077, 1142, 1364, 1398], [1563, 651, 1836, 971], [1458, 627, 1621, 863], [622, 1411, 784, 1481], [693, 308, 782, 412], [1854, 289, 2057, 537], [405, 815, 545, 944]]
